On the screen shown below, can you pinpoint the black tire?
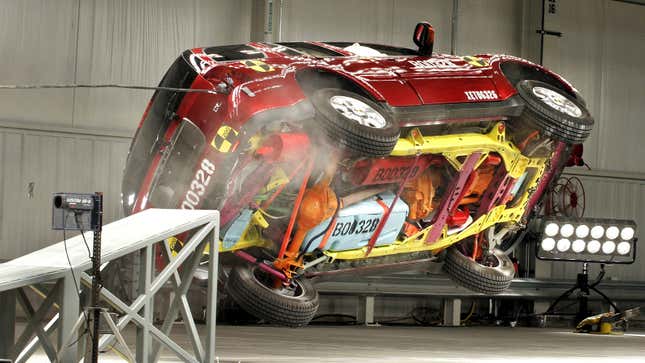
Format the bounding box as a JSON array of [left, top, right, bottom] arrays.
[[226, 264, 319, 327], [310, 88, 399, 157], [443, 247, 515, 295], [516, 80, 594, 144]]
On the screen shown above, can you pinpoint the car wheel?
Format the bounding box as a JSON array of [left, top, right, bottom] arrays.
[[310, 88, 399, 157], [226, 263, 319, 327], [442, 246, 515, 295], [516, 80, 594, 144]]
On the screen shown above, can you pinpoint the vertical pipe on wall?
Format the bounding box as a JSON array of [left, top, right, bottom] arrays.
[[264, 0, 274, 42], [539, 0, 546, 65], [277, 0, 284, 42], [450, 0, 459, 55]]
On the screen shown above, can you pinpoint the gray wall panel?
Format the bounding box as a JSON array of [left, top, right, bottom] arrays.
[[0, 0, 252, 134], [596, 1, 645, 173], [0, 0, 78, 126], [280, 0, 454, 52], [542, 0, 645, 173], [0, 128, 131, 259], [457, 0, 523, 55]]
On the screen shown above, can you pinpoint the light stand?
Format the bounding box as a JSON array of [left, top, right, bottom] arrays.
[[53, 192, 134, 362], [544, 262, 619, 324], [88, 193, 103, 363]]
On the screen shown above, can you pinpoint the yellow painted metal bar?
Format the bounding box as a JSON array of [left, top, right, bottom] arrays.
[[218, 122, 549, 261], [392, 123, 531, 178]]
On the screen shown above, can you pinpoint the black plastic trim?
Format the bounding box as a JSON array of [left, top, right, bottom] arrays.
[[388, 95, 525, 126]]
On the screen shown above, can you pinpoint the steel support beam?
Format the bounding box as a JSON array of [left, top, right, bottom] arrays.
[[136, 246, 154, 363], [204, 226, 219, 363], [0, 290, 16, 360], [58, 273, 80, 363], [16, 289, 57, 361], [0, 209, 219, 362]]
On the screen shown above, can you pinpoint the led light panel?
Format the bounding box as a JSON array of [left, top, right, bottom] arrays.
[[537, 217, 637, 264]]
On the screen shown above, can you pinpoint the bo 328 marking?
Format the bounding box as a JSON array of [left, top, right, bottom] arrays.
[[181, 158, 216, 210]]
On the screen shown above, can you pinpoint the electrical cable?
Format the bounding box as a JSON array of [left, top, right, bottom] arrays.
[[461, 301, 477, 324], [0, 83, 218, 94], [62, 224, 94, 345], [75, 213, 92, 259]]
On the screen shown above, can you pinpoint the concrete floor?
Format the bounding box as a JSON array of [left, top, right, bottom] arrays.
[[25, 324, 645, 362]]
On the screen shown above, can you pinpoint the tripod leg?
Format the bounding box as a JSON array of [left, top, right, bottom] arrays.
[[101, 311, 135, 362], [590, 287, 620, 313], [545, 286, 578, 314], [55, 313, 86, 363]]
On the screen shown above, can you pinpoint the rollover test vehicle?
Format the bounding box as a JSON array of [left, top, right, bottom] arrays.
[[122, 23, 594, 326]]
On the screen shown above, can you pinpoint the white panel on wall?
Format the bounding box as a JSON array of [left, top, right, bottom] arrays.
[[542, 0, 645, 173], [595, 1, 645, 174], [0, 128, 131, 259], [280, 0, 454, 52], [457, 0, 524, 55], [0, 0, 77, 126], [542, 0, 605, 171], [73, 0, 253, 133], [280, 0, 397, 43], [0, 0, 252, 134], [195, 0, 253, 46]]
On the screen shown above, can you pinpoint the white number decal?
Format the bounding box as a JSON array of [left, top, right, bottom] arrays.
[[181, 158, 216, 210]]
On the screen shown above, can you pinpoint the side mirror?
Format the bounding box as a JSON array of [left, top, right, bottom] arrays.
[[413, 22, 435, 56]]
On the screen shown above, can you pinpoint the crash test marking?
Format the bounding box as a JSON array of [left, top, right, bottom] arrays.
[[211, 125, 240, 152], [463, 56, 489, 67], [241, 59, 275, 72]]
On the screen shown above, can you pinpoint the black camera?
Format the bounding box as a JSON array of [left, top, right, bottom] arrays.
[[52, 193, 102, 231]]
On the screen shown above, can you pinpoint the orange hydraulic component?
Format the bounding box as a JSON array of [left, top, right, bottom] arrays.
[[285, 182, 338, 258], [471, 233, 482, 260], [277, 158, 314, 260], [402, 222, 421, 237], [460, 155, 501, 205], [401, 170, 435, 220]]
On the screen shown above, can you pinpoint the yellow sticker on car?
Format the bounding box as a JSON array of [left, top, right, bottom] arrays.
[[211, 125, 239, 152], [463, 56, 489, 67], [241, 60, 275, 72]]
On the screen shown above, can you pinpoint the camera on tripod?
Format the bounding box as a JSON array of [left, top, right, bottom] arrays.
[[52, 192, 102, 231]]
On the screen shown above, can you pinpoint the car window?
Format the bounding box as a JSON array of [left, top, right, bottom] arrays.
[[201, 45, 266, 61], [326, 42, 418, 56], [276, 42, 344, 57]]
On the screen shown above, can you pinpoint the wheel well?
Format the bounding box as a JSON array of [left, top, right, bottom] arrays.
[[295, 69, 375, 100], [500, 61, 578, 100]]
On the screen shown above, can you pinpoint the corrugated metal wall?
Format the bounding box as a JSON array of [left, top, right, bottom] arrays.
[[279, 0, 524, 55], [0, 0, 252, 133], [542, 0, 645, 174], [534, 0, 645, 282], [0, 0, 252, 259], [0, 126, 131, 259]]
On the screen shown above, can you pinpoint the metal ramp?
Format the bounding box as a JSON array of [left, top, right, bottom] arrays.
[[0, 208, 219, 363]]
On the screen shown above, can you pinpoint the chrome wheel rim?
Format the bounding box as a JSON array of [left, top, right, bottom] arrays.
[[532, 86, 583, 118], [329, 95, 387, 128]]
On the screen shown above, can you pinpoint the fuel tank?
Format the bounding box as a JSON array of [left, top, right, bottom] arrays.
[[301, 192, 409, 253]]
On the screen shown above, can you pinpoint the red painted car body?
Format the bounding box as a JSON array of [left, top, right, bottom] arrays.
[[121, 36, 596, 325], [122, 41, 583, 217]]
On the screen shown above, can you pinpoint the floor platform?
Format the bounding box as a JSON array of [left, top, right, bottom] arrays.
[[22, 323, 645, 362]]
